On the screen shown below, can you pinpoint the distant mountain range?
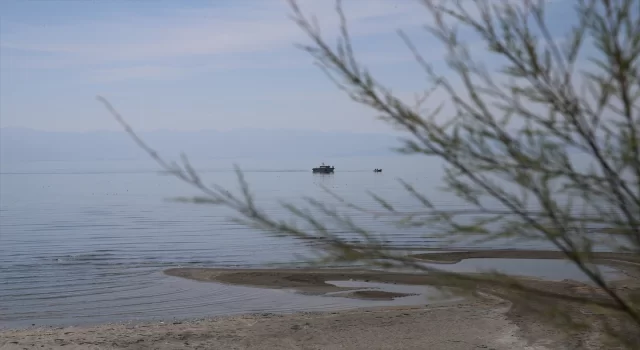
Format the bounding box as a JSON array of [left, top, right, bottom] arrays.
[[0, 127, 401, 162]]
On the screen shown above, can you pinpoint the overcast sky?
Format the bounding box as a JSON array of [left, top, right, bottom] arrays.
[[1, 0, 574, 133]]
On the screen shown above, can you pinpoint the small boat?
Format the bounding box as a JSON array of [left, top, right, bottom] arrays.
[[374, 168, 382, 173], [312, 163, 335, 174]]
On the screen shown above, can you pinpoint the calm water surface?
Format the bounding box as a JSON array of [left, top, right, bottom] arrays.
[[0, 157, 578, 328]]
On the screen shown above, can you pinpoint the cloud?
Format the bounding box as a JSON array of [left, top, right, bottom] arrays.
[[90, 65, 190, 82], [0, 0, 581, 134], [1, 0, 426, 69]]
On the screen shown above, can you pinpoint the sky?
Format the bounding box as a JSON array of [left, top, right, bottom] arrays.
[[0, 0, 576, 134]]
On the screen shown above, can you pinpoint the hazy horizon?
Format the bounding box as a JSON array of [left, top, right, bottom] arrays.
[[0, 127, 402, 163]]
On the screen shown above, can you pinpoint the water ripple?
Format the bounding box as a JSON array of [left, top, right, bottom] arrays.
[[0, 160, 553, 328]]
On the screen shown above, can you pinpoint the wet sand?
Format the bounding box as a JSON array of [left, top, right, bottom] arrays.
[[163, 248, 640, 302], [2, 250, 638, 349], [410, 249, 640, 266], [164, 267, 449, 297]]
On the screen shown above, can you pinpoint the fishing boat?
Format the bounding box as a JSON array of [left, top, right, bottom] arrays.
[[374, 168, 382, 173], [312, 163, 335, 174]]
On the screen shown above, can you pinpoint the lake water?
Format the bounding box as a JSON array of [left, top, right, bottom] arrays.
[[0, 156, 597, 328]]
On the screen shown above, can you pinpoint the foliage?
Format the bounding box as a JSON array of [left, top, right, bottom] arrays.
[[98, 0, 640, 347]]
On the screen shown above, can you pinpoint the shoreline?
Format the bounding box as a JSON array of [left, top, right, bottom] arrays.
[[164, 248, 639, 302], [2, 249, 638, 349]]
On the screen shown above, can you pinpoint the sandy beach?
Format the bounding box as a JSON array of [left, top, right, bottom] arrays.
[[2, 250, 638, 350], [0, 297, 563, 350]]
